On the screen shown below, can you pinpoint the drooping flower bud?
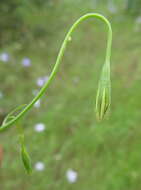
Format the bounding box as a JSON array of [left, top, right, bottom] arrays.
[[20, 135, 32, 174], [95, 63, 111, 121]]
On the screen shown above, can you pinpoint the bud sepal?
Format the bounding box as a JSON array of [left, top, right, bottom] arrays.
[[95, 63, 111, 121]]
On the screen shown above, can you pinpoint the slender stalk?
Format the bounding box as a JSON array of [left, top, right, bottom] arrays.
[[0, 13, 112, 131]]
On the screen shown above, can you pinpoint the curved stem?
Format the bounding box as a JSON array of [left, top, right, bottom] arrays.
[[0, 13, 112, 131]]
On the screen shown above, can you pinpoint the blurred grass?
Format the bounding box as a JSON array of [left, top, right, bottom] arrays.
[[1, 0, 141, 190]]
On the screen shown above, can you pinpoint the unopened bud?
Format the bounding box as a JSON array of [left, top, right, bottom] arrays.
[[21, 144, 32, 174], [95, 63, 111, 120]]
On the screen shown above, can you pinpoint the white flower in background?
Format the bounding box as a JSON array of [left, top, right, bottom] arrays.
[[34, 162, 45, 171], [37, 77, 44, 87], [0, 92, 3, 99], [34, 99, 41, 108], [21, 57, 31, 67], [136, 16, 141, 24], [66, 169, 78, 183], [0, 52, 9, 62], [34, 123, 45, 132], [37, 76, 49, 87]]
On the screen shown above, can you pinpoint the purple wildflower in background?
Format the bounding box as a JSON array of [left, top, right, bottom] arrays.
[[21, 57, 31, 67], [37, 76, 49, 87], [34, 123, 45, 132], [66, 169, 78, 183], [34, 162, 45, 171], [37, 77, 44, 87], [0, 53, 10, 62]]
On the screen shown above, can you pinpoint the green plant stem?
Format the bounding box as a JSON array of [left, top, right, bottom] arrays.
[[0, 13, 112, 132]]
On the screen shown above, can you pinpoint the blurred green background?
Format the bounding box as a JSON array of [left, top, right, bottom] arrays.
[[0, 0, 141, 189]]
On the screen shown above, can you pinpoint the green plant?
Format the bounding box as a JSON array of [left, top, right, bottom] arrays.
[[0, 0, 23, 46], [126, 0, 141, 15], [0, 13, 112, 173]]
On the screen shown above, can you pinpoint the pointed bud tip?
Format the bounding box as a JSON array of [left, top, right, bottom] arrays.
[[95, 86, 110, 121]]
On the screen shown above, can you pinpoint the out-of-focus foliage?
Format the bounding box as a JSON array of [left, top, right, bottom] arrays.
[[0, 0, 51, 46], [0, 0, 141, 47], [29, 0, 50, 7], [0, 0, 23, 46], [126, 0, 141, 15]]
